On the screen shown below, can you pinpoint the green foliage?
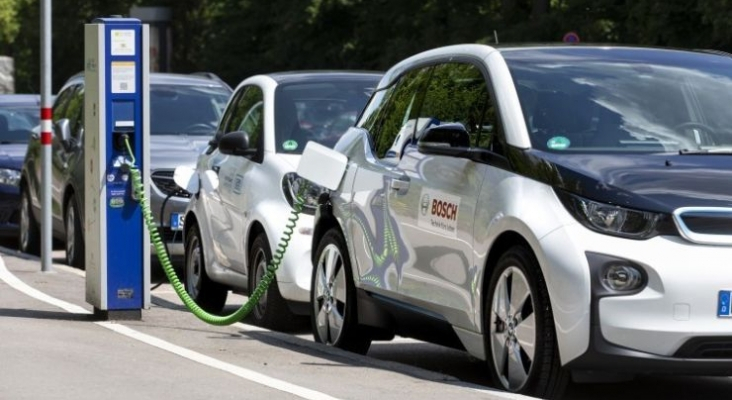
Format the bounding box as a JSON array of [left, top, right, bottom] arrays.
[[3, 0, 732, 93]]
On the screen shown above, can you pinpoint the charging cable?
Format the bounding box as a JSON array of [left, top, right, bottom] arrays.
[[123, 136, 306, 325]]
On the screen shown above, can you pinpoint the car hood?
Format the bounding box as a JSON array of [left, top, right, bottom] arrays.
[[0, 143, 28, 170], [150, 135, 210, 170], [529, 151, 732, 212]]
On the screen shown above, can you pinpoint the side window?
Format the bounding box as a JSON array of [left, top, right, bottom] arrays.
[[417, 62, 498, 150], [65, 86, 85, 140], [220, 86, 264, 146], [365, 67, 432, 159], [52, 85, 76, 124]]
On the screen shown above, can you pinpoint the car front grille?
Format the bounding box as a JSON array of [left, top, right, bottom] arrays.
[[672, 207, 732, 245], [157, 226, 184, 243], [151, 170, 191, 198]]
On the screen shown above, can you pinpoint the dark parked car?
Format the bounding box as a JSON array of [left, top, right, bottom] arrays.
[[19, 73, 231, 268], [0, 94, 40, 236]]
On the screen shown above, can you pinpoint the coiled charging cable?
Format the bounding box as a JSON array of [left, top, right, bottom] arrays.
[[124, 136, 306, 325]]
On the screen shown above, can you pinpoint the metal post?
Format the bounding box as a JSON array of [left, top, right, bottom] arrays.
[[40, 0, 52, 272]]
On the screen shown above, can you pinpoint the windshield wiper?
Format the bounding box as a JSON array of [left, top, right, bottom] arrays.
[[678, 148, 732, 155]]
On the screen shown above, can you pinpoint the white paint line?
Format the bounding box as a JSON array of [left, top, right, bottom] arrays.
[[0, 257, 341, 400]]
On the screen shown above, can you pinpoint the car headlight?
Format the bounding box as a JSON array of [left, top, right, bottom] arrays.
[[282, 172, 329, 215], [556, 190, 664, 239], [0, 168, 21, 187]]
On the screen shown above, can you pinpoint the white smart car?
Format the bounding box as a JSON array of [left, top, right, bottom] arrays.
[[179, 71, 381, 330], [302, 44, 732, 398]]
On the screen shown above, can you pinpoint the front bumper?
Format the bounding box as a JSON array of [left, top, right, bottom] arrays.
[[554, 223, 732, 374], [271, 213, 315, 303]]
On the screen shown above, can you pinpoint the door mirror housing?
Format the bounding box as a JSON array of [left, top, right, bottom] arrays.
[[417, 123, 471, 157], [218, 131, 257, 157]]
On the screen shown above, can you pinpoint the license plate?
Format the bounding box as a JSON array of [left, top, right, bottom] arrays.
[[718, 290, 731, 318], [170, 213, 184, 231]]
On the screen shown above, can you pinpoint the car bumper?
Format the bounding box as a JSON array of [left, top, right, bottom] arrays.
[[148, 189, 188, 258], [272, 213, 314, 303], [551, 223, 732, 373]]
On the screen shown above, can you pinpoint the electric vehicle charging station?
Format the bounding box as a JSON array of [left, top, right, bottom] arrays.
[[84, 17, 151, 320]]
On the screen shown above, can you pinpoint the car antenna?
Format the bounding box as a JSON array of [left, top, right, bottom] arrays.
[[494, 30, 499, 44]]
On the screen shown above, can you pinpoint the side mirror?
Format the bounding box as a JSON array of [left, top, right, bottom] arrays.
[[417, 123, 471, 156], [218, 131, 257, 157], [55, 118, 71, 144]]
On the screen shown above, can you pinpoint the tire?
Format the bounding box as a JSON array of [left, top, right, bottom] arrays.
[[65, 195, 85, 269], [247, 232, 302, 331], [311, 228, 371, 354], [19, 186, 40, 256], [485, 245, 569, 399], [184, 223, 227, 313]]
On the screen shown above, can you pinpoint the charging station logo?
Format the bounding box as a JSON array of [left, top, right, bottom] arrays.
[[417, 188, 460, 237]]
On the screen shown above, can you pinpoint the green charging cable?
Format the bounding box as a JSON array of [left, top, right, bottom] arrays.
[[123, 137, 305, 326]]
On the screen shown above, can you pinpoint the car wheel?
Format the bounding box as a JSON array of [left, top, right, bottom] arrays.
[[19, 186, 40, 255], [184, 223, 227, 313], [311, 228, 371, 354], [247, 232, 301, 331], [485, 245, 569, 399], [64, 196, 85, 269]]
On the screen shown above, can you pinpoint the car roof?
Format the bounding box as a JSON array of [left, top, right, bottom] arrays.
[[0, 94, 41, 106], [61, 72, 232, 91], [265, 71, 383, 85]]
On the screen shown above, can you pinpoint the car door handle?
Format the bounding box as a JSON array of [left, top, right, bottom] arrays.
[[390, 176, 410, 191]]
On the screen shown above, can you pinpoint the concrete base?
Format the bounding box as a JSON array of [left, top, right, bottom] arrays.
[[93, 307, 142, 321]]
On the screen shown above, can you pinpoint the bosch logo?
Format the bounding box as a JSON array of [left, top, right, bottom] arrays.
[[431, 199, 458, 221], [421, 194, 430, 216]]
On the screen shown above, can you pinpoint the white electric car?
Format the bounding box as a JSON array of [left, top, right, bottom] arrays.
[[179, 71, 381, 330], [304, 44, 732, 398]]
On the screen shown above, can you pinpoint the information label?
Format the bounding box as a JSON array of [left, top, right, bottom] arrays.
[[111, 29, 135, 56], [111, 61, 136, 94]]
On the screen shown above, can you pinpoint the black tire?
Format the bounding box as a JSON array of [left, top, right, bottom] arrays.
[[485, 245, 569, 399], [64, 195, 85, 269], [247, 233, 302, 331], [311, 228, 371, 354], [184, 223, 227, 313], [19, 186, 40, 256]]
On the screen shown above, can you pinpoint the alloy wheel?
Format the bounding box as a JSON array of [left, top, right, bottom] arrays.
[[313, 243, 347, 345], [186, 235, 203, 298], [252, 247, 269, 317], [490, 266, 537, 391], [65, 204, 76, 262]]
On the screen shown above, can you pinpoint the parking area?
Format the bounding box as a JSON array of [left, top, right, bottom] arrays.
[[2, 243, 732, 399], [0, 245, 524, 400]]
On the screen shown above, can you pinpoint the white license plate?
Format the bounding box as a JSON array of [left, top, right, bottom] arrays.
[[170, 213, 184, 231], [718, 290, 731, 318]]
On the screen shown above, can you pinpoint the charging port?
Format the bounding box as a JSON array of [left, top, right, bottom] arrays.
[[113, 132, 133, 152]]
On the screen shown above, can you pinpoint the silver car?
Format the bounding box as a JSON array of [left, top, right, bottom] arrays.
[[180, 71, 381, 330], [308, 44, 732, 398], [19, 72, 231, 268]]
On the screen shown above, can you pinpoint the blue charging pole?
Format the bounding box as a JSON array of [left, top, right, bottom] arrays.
[[84, 17, 151, 320]]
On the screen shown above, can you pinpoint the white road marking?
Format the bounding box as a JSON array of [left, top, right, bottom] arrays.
[[0, 257, 341, 400]]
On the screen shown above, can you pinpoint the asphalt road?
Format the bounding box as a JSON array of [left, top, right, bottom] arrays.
[[1, 237, 731, 399]]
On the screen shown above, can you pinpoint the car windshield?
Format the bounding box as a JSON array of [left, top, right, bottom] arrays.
[[0, 106, 39, 143], [503, 48, 732, 153], [150, 84, 230, 136], [274, 79, 377, 154]]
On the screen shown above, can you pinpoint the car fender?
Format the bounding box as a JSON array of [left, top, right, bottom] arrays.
[[473, 173, 591, 366]]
